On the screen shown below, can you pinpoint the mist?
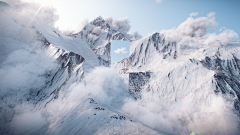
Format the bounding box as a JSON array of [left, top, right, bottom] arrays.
[[0, 1, 58, 133], [0, 0, 59, 97]]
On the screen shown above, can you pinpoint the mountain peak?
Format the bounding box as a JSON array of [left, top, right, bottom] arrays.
[[150, 32, 161, 37], [118, 58, 129, 63], [90, 16, 106, 27], [93, 16, 104, 21], [89, 16, 113, 31]]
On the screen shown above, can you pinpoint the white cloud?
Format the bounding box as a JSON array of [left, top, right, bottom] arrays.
[[208, 11, 216, 17], [190, 12, 198, 17], [114, 47, 127, 54], [160, 12, 238, 55], [161, 12, 218, 39]]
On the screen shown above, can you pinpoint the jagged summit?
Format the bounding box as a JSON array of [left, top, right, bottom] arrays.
[[129, 32, 177, 70], [92, 16, 104, 21], [118, 58, 129, 62], [90, 16, 111, 30], [112, 58, 129, 74], [67, 15, 130, 68]]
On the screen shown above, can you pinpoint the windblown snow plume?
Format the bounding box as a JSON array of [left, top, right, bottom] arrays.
[[61, 19, 89, 35], [105, 17, 131, 32]]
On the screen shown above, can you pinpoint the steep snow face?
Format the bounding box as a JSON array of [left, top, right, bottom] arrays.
[[0, 29, 86, 134], [112, 58, 129, 74], [199, 46, 240, 113], [129, 32, 177, 71], [33, 66, 162, 135], [126, 13, 240, 134], [127, 34, 240, 134], [36, 16, 132, 72], [37, 26, 100, 72], [31, 34, 85, 106], [125, 45, 240, 134], [37, 16, 131, 71]]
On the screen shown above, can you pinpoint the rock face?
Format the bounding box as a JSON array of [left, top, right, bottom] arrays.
[[129, 72, 152, 99], [112, 58, 129, 74], [72, 16, 129, 67], [23, 31, 85, 106], [129, 32, 177, 69], [199, 52, 240, 113]]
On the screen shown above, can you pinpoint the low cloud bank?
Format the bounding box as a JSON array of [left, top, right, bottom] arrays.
[[0, 0, 58, 96], [0, 1, 61, 133], [122, 90, 239, 134], [58, 65, 240, 134], [10, 111, 47, 135], [66, 66, 129, 105]]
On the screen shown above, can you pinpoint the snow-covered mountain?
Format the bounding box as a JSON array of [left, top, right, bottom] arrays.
[[0, 3, 158, 134], [111, 58, 129, 74], [127, 30, 240, 134], [69, 16, 130, 66], [129, 31, 240, 114], [1, 1, 240, 134], [129, 32, 177, 71]]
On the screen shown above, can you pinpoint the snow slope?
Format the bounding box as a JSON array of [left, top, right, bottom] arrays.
[[127, 31, 240, 134]]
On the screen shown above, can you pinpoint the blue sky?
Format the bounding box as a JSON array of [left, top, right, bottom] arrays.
[[111, 41, 129, 63], [21, 0, 240, 40]]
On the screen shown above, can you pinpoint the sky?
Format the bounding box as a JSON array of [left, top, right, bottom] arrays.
[[5, 0, 240, 41], [111, 41, 129, 63]]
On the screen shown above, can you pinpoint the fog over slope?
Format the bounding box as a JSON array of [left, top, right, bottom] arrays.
[[0, 0, 240, 135]]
